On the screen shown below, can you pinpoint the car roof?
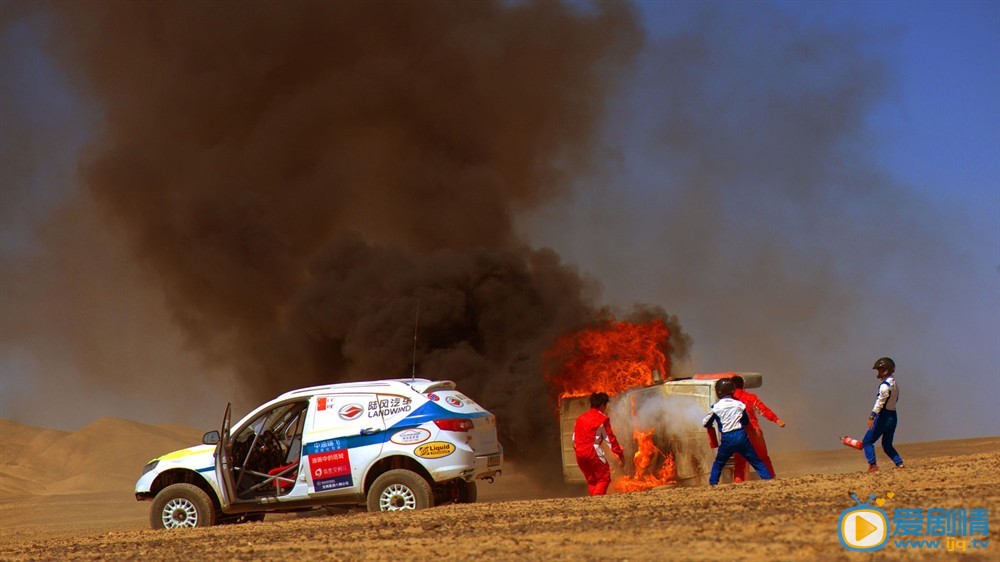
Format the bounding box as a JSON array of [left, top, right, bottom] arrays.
[[275, 378, 456, 400]]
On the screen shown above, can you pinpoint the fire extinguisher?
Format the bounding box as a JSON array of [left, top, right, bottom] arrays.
[[707, 427, 719, 449], [841, 436, 863, 450]]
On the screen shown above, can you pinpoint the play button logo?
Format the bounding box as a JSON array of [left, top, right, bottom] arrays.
[[839, 506, 889, 551], [855, 514, 877, 541]]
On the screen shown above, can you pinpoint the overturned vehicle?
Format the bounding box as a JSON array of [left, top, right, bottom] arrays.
[[559, 372, 764, 489], [136, 378, 502, 529]]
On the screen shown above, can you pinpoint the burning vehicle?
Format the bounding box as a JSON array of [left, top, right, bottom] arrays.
[[559, 372, 764, 490], [136, 378, 502, 529], [543, 316, 762, 491]]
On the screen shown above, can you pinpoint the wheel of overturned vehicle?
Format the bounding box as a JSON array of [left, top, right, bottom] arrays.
[[367, 469, 433, 512], [457, 479, 477, 503], [150, 483, 217, 530]]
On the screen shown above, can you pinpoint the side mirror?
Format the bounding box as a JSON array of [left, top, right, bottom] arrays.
[[202, 430, 220, 445]]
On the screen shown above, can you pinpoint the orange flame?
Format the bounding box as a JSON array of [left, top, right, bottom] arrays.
[[546, 319, 678, 492], [614, 428, 676, 492], [544, 319, 673, 399]]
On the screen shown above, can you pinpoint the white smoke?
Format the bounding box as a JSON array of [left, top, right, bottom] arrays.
[[610, 391, 706, 436], [608, 389, 714, 480]]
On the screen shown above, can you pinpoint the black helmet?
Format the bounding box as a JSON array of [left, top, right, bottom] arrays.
[[872, 357, 895, 372], [590, 392, 610, 408], [715, 378, 735, 398]]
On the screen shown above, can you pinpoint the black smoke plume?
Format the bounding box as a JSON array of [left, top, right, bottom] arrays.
[[39, 1, 684, 467]]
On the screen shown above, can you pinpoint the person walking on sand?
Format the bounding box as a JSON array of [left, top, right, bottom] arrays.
[[731, 374, 785, 482], [573, 392, 625, 496], [703, 378, 772, 486], [862, 357, 905, 472]]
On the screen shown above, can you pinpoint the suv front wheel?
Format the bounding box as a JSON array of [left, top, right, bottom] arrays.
[[151, 483, 218, 529], [367, 469, 433, 512]]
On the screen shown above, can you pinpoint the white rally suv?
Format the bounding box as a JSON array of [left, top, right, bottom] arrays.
[[135, 378, 503, 529]]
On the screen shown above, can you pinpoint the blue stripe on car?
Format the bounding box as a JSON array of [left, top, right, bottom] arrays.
[[302, 399, 490, 456]]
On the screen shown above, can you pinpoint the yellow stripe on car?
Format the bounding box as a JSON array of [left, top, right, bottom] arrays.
[[153, 444, 214, 463]]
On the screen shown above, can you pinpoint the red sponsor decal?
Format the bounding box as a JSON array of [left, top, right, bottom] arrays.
[[427, 393, 440, 402], [317, 397, 328, 411], [339, 404, 364, 420], [309, 449, 351, 481], [446, 396, 463, 408]]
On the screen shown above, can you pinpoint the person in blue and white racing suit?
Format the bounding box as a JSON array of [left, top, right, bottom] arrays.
[[702, 378, 772, 486], [862, 356, 905, 472]]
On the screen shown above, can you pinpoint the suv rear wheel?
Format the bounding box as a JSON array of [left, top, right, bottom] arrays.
[[151, 483, 217, 529], [367, 469, 433, 512]]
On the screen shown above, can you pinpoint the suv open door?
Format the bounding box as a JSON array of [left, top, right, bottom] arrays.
[[215, 403, 237, 512]]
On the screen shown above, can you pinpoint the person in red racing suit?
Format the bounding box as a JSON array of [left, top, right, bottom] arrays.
[[573, 392, 625, 496], [731, 375, 785, 482]]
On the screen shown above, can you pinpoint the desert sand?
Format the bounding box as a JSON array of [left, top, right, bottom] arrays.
[[0, 418, 996, 560]]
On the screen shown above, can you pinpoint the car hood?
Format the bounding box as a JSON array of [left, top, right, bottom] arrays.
[[151, 444, 215, 465]]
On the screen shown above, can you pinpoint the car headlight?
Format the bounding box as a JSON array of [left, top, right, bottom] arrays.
[[141, 460, 159, 476]]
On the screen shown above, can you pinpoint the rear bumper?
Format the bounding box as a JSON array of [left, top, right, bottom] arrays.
[[427, 444, 503, 482], [473, 446, 503, 480]]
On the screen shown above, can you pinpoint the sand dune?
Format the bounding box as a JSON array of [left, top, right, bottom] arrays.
[[0, 418, 202, 497], [1, 418, 997, 560]]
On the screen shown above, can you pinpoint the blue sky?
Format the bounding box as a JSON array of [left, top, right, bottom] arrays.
[[1, 1, 997, 451], [851, 1, 997, 204], [640, 1, 998, 204]]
